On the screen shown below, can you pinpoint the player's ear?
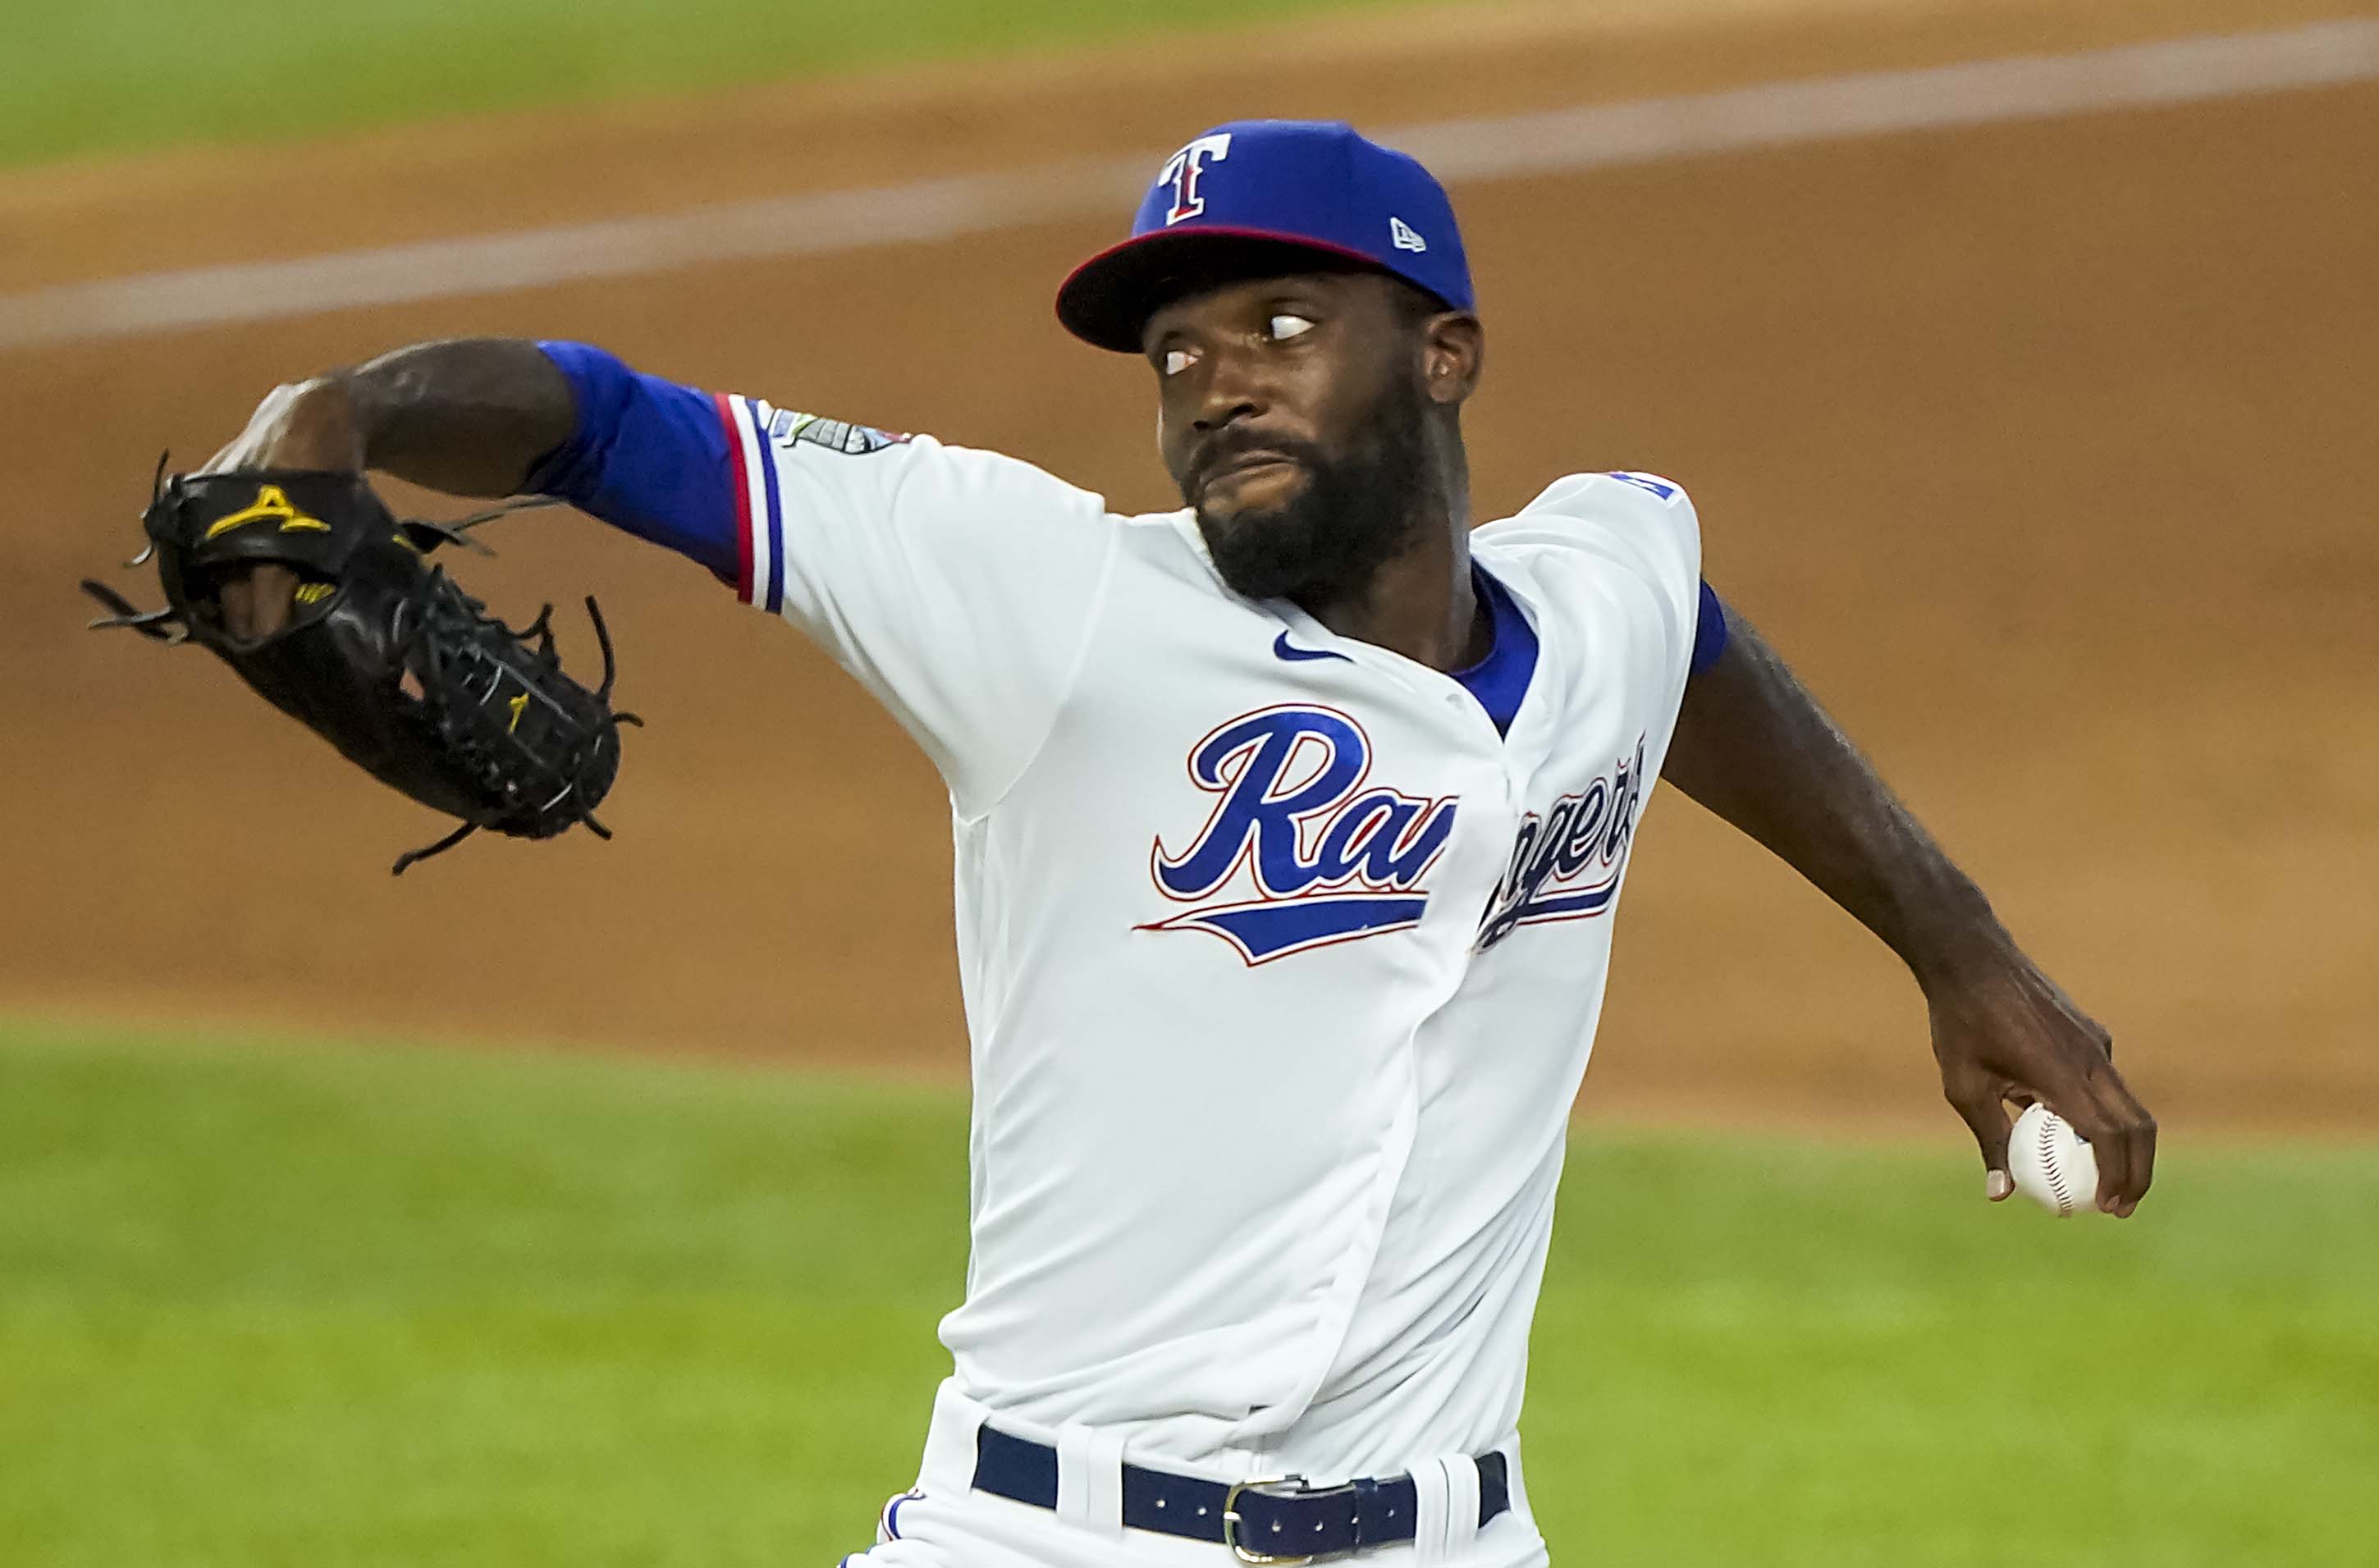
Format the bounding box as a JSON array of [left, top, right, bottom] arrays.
[[1418, 312, 1484, 406]]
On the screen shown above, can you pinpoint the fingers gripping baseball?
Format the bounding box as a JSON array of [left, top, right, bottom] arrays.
[[1940, 1057, 2017, 1202], [1928, 960, 2156, 1217]]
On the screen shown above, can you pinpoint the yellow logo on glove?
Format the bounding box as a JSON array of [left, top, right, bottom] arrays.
[[203, 483, 333, 541]]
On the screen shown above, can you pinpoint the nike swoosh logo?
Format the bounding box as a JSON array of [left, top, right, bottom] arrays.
[[1273, 631, 1352, 665]]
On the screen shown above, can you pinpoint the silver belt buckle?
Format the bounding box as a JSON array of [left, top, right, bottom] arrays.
[[1222, 1473, 1343, 1566]]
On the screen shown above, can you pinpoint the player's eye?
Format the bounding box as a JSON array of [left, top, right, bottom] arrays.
[[1162, 348, 1196, 377], [1269, 313, 1315, 342]]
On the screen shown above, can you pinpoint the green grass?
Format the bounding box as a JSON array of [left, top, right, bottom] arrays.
[[2, 1022, 2373, 1566], [2, 0, 1439, 171]]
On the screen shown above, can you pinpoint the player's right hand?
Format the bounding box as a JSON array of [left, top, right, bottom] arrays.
[[1927, 953, 2157, 1217], [201, 378, 365, 641]]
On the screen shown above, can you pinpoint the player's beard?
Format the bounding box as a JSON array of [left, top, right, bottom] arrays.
[[1189, 376, 1432, 606]]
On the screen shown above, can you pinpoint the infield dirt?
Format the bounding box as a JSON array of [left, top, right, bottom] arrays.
[[6, 0, 2375, 1136]]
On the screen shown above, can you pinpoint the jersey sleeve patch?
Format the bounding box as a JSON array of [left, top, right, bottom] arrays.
[[768, 408, 911, 456]]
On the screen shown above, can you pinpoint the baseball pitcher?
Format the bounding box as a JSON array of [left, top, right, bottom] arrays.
[[150, 121, 2155, 1566]]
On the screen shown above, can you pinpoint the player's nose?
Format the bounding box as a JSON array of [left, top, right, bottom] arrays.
[[1191, 343, 1270, 432], [1191, 394, 1260, 434]]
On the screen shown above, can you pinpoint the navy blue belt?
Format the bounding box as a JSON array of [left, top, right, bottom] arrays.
[[972, 1424, 1511, 1564]]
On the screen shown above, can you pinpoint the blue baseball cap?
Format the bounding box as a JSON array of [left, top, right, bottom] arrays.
[[1056, 119, 1475, 353]]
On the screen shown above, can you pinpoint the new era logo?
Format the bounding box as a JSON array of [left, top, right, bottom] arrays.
[[1389, 216, 1428, 252]]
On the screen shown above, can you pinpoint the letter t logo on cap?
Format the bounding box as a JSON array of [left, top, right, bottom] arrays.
[[1160, 134, 1233, 226]]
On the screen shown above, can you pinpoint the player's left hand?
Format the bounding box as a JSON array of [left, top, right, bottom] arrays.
[[1925, 954, 2155, 1216], [201, 377, 367, 641]]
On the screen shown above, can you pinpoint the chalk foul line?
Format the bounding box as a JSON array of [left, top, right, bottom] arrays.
[[2, 19, 2373, 350]]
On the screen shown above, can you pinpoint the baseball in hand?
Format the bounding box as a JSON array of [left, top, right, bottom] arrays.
[[2007, 1104, 2101, 1216]]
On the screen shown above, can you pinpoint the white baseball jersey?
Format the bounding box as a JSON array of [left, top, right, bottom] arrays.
[[531, 345, 1702, 1552]]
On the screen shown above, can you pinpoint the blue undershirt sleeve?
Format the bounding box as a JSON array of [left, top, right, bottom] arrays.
[[521, 341, 739, 583], [1689, 579, 1730, 677]]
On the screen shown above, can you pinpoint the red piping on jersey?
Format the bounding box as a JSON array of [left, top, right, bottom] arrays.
[[715, 392, 756, 604]]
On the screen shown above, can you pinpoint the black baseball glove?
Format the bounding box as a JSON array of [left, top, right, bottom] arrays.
[[81, 459, 640, 874]]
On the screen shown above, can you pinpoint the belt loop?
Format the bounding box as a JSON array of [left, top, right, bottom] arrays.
[[1410, 1455, 1482, 1564], [1438, 1455, 1483, 1560], [1054, 1424, 1128, 1538], [1410, 1459, 1451, 1566], [917, 1378, 981, 1497]]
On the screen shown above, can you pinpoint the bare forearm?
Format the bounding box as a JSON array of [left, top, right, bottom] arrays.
[[1664, 602, 2155, 1211], [199, 339, 578, 639], [1661, 608, 2009, 986], [304, 337, 576, 497]]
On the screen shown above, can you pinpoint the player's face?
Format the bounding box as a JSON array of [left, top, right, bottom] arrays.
[[1146, 272, 1440, 604]]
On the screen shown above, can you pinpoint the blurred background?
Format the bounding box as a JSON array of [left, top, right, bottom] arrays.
[[3, 0, 2374, 1562]]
